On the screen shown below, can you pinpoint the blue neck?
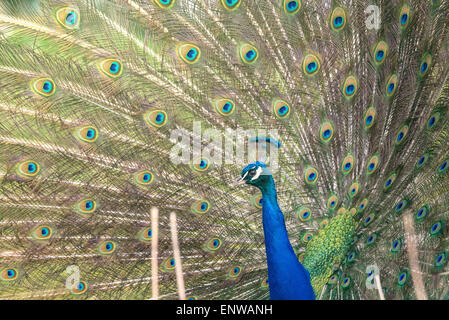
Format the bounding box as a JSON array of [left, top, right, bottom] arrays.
[[259, 182, 315, 300]]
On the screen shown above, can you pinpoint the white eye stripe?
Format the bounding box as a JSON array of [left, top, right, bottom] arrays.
[[251, 167, 263, 181]]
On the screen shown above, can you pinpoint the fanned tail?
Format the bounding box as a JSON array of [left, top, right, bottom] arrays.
[[0, 0, 449, 300]]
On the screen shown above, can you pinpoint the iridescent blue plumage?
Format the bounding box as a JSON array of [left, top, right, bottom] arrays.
[[238, 162, 315, 300]]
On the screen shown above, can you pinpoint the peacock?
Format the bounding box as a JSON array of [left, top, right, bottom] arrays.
[[1, 0, 449, 301]]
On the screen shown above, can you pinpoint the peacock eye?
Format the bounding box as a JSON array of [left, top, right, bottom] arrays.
[[248, 169, 257, 177], [56, 6, 80, 29]]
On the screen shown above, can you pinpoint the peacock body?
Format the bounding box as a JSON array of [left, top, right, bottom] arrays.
[[1, 0, 449, 300]]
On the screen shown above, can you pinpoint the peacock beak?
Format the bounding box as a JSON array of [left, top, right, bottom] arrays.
[[231, 177, 246, 187], [231, 170, 249, 187]]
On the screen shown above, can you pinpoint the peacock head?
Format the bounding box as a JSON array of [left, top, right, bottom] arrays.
[[234, 161, 274, 192]]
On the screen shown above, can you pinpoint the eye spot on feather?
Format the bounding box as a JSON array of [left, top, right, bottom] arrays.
[[430, 221, 443, 236], [228, 266, 242, 279], [363, 107, 376, 129], [222, 0, 241, 11], [420, 54, 432, 76], [364, 213, 375, 227], [386, 74, 398, 97], [75, 126, 98, 143], [327, 195, 338, 210], [395, 199, 407, 213], [251, 194, 263, 209], [144, 109, 168, 128], [319, 122, 334, 143], [134, 170, 154, 186], [394, 124, 408, 146], [398, 270, 409, 286], [239, 43, 259, 64], [298, 206, 312, 222], [366, 155, 379, 175], [178, 43, 201, 64], [272, 99, 291, 119], [98, 58, 123, 78], [342, 75, 358, 99], [16, 160, 40, 178], [297, 252, 305, 263], [416, 152, 430, 169], [192, 157, 210, 172], [438, 159, 449, 173], [154, 0, 175, 9], [358, 198, 368, 212], [366, 233, 377, 246], [341, 154, 354, 175], [74, 199, 97, 216], [283, 0, 301, 15], [341, 276, 351, 289], [328, 275, 338, 285], [391, 238, 402, 253], [205, 238, 222, 251], [187, 296, 198, 300], [1, 268, 18, 281], [319, 219, 329, 229], [191, 200, 211, 215], [31, 225, 53, 240], [138, 227, 152, 242], [392, 240, 399, 249], [330, 7, 347, 31], [415, 205, 429, 222], [373, 41, 388, 65], [215, 98, 235, 116], [427, 112, 440, 129], [56, 6, 80, 29], [31, 77, 56, 97], [399, 5, 411, 29], [99, 241, 116, 255], [71, 281, 88, 295], [435, 252, 447, 268], [348, 181, 360, 198], [304, 167, 319, 185], [302, 54, 320, 76], [162, 257, 176, 271], [383, 172, 397, 191], [302, 232, 313, 243], [418, 156, 426, 165], [260, 277, 269, 288], [347, 252, 356, 263]]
